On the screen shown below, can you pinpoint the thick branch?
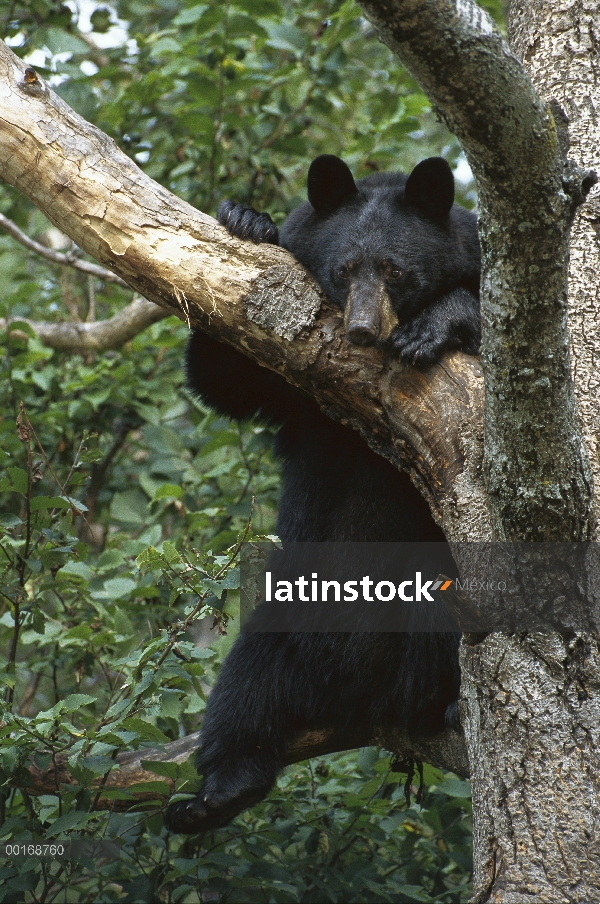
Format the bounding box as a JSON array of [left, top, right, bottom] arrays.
[[1, 297, 168, 351], [357, 0, 593, 541], [20, 724, 468, 811], [0, 42, 491, 540]]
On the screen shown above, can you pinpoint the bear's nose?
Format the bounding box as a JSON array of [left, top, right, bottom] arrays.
[[347, 323, 378, 346]]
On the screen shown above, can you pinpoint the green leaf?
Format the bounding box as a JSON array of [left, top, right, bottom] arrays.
[[58, 560, 93, 582], [264, 22, 307, 53], [232, 0, 283, 15], [41, 27, 90, 56], [161, 541, 181, 564], [173, 4, 209, 25], [61, 694, 97, 712], [140, 759, 178, 779], [101, 577, 137, 599], [29, 495, 70, 511], [110, 489, 148, 525], [46, 810, 94, 837], [120, 719, 171, 744], [80, 755, 118, 775], [357, 747, 379, 775], [439, 778, 472, 798], [8, 467, 28, 494], [153, 483, 183, 501]]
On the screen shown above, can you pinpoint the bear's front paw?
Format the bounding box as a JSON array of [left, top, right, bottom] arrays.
[[389, 316, 457, 369], [217, 200, 279, 245]]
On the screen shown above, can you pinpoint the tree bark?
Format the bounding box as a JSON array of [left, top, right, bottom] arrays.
[[509, 0, 600, 529], [0, 42, 491, 539], [353, 2, 600, 900]]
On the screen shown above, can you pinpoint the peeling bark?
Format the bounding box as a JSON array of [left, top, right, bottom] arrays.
[[0, 40, 492, 538]]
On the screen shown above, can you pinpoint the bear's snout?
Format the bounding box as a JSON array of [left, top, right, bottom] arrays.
[[344, 282, 398, 346]]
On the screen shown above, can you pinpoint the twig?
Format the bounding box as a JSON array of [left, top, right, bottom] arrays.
[[0, 212, 128, 284]]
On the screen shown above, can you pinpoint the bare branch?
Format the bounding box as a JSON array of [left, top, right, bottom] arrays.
[[1, 297, 169, 351], [0, 211, 129, 285], [0, 41, 493, 540]]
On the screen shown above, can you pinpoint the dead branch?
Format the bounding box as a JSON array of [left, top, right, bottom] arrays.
[[0, 42, 491, 540], [1, 297, 168, 351]]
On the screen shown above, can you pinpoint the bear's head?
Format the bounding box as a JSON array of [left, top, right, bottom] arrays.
[[279, 155, 479, 348]]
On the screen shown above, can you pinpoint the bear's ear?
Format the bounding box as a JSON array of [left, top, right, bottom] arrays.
[[307, 155, 358, 214], [404, 157, 455, 219]]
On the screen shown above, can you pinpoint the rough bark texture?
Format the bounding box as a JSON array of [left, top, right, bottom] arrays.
[[19, 724, 467, 811], [357, 0, 593, 542], [352, 2, 600, 901], [0, 41, 491, 539], [467, 1, 600, 900], [461, 4, 600, 900], [461, 633, 600, 902], [509, 0, 600, 533]]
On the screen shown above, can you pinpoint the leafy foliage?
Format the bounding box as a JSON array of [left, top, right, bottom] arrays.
[[0, 0, 504, 898]]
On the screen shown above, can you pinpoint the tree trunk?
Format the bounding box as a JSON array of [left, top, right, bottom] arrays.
[[460, 2, 600, 899], [355, 2, 600, 899], [509, 0, 600, 530]]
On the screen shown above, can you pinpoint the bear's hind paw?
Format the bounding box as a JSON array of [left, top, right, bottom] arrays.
[[165, 781, 272, 835]]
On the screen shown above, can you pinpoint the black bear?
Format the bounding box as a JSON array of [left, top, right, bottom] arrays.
[[165, 155, 480, 834]]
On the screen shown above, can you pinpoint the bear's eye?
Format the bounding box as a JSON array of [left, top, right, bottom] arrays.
[[336, 265, 351, 280], [384, 265, 403, 280]]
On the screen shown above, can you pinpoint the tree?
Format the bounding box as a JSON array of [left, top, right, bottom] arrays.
[[0, 0, 598, 900]]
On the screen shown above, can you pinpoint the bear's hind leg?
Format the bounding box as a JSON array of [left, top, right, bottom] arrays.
[[165, 632, 296, 834]]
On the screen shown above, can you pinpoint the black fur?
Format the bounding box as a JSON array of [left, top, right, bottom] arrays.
[[280, 157, 480, 366], [165, 156, 480, 835], [218, 199, 279, 245]]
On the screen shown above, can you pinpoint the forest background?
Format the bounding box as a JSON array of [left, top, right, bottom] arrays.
[[0, 0, 505, 900]]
